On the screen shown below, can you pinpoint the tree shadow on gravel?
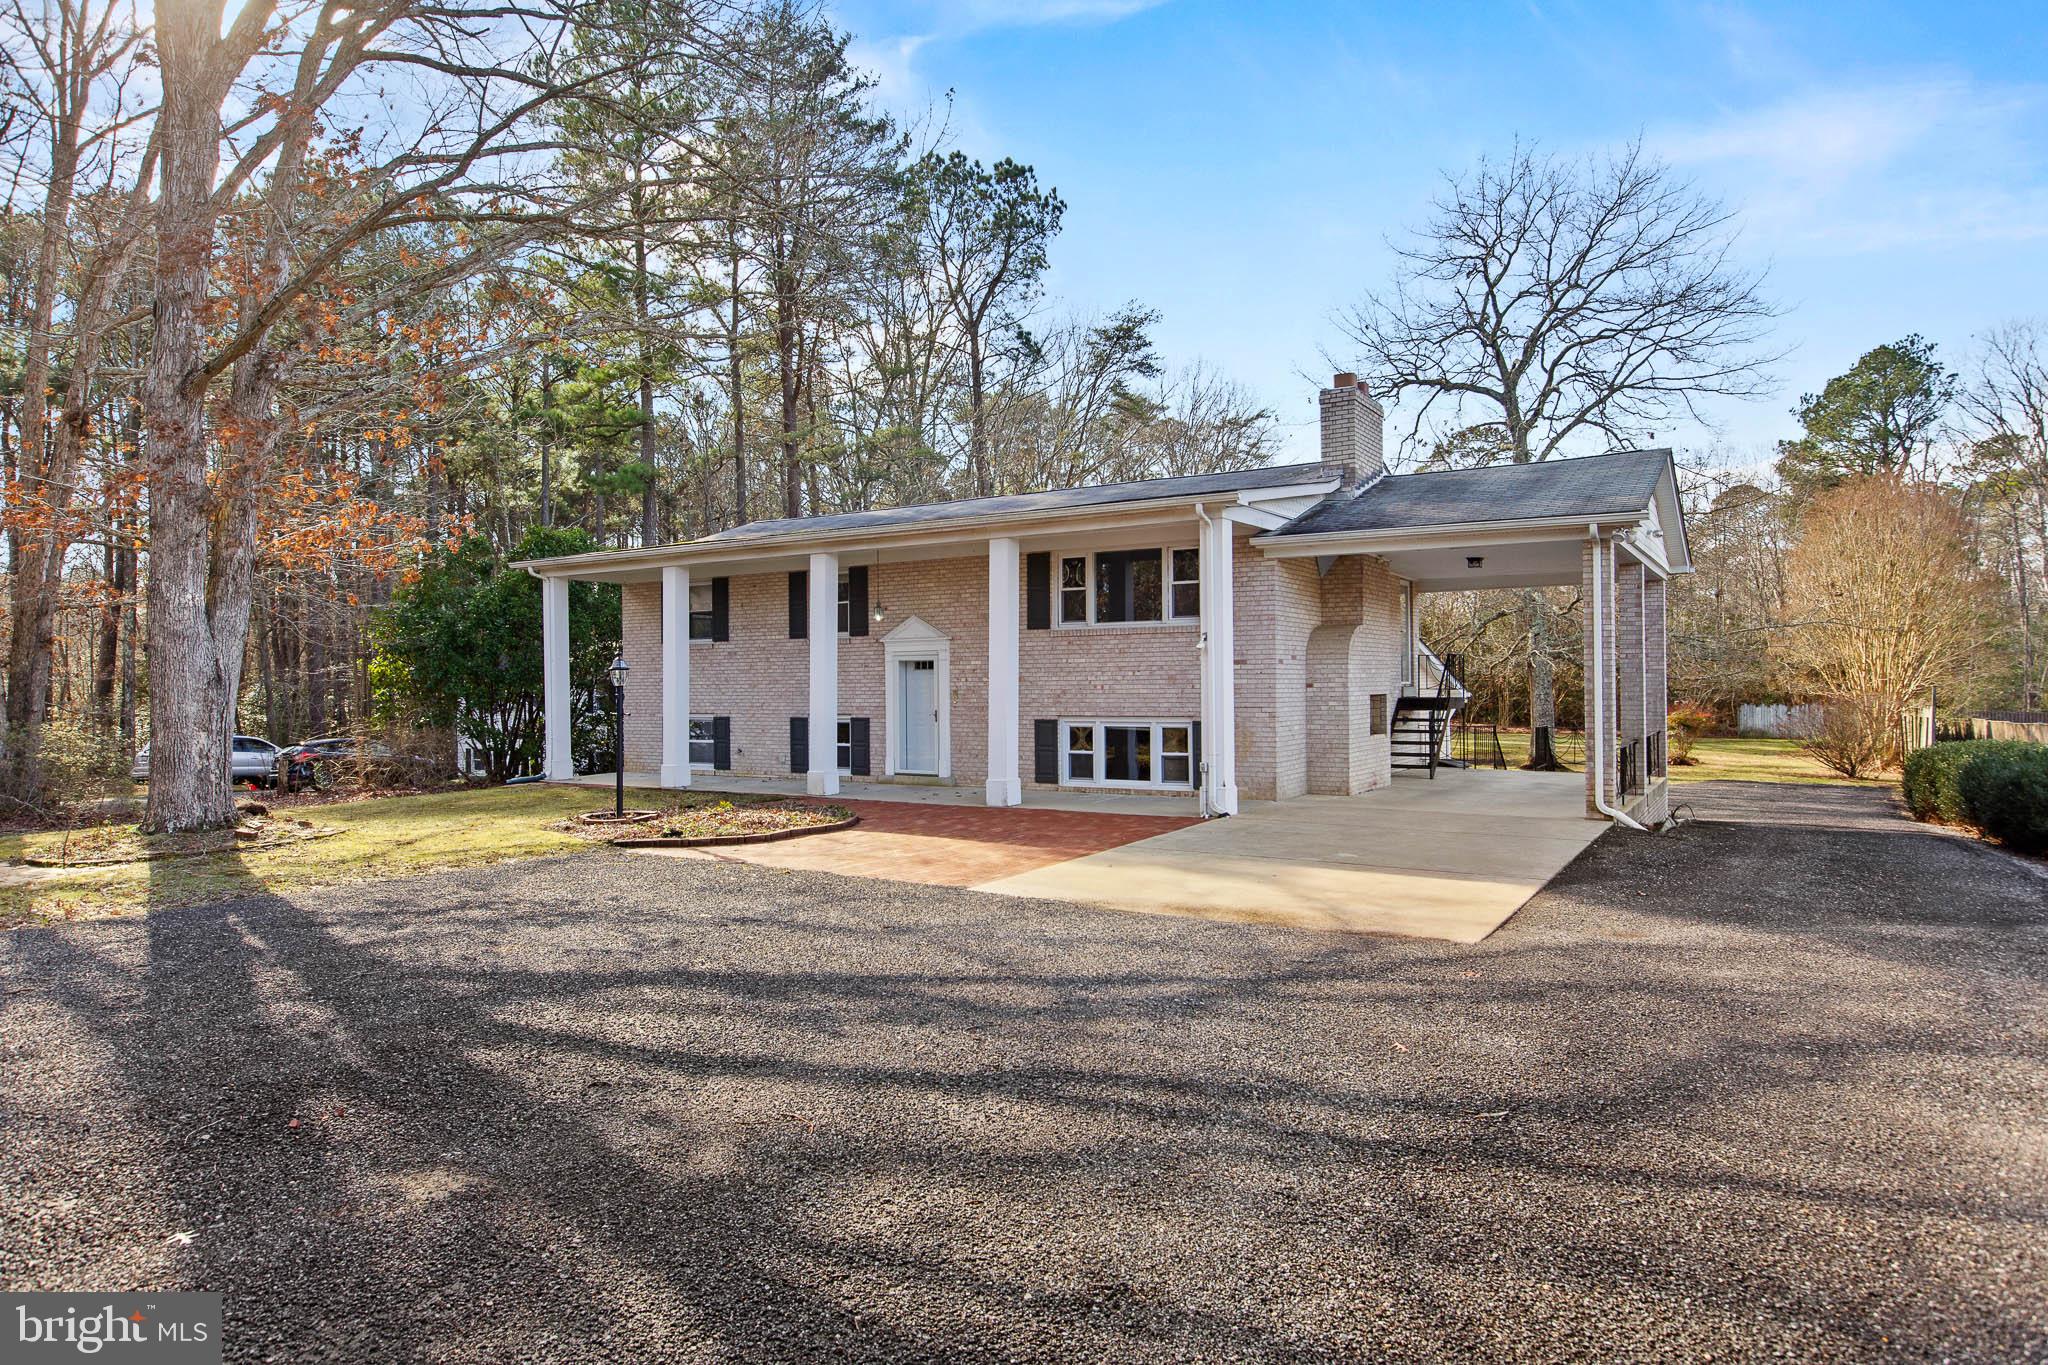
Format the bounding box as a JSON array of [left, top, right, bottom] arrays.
[[6, 831, 2046, 1362]]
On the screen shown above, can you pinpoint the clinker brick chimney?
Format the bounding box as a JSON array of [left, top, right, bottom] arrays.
[[1318, 372, 1385, 490]]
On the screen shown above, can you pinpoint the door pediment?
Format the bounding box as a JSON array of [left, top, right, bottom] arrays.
[[883, 614, 947, 646]]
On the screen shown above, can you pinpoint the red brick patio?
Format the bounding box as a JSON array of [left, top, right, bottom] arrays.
[[642, 798, 1198, 887]]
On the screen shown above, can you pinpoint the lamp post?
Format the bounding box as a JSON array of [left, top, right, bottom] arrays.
[[609, 655, 629, 817]]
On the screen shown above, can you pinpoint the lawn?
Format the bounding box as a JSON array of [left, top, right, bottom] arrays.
[[1480, 731, 1890, 786], [1, 738, 1884, 928], [0, 784, 667, 928]]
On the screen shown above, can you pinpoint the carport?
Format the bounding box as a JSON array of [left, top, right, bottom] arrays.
[[973, 768, 1600, 942]]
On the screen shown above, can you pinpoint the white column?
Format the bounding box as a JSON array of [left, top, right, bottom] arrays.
[[541, 575, 573, 781], [807, 551, 840, 796], [659, 565, 691, 789], [1201, 513, 1239, 814], [985, 536, 1022, 806]]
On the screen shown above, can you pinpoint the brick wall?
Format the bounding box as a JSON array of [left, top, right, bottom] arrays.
[[1234, 547, 1321, 801], [1297, 554, 1402, 795], [619, 532, 1409, 805], [1351, 554, 1403, 791]]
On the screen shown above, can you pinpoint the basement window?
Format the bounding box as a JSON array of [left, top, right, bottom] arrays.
[[1061, 719, 1192, 790]]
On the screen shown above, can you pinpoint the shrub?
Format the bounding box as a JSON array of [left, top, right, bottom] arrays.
[[1956, 744, 2048, 855], [1793, 695, 1889, 778], [1902, 739, 2035, 824], [0, 720, 132, 822], [1667, 703, 1714, 765]]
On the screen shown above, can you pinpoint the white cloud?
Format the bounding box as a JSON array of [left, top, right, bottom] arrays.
[[1650, 74, 2048, 248]]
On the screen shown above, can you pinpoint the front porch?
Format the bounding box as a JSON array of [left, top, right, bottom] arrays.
[[559, 770, 1203, 818]]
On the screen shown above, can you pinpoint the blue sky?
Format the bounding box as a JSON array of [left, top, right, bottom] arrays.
[[830, 0, 2048, 466]]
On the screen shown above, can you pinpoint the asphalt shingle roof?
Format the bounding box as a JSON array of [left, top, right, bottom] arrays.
[[697, 462, 1332, 543], [1274, 448, 1671, 538]]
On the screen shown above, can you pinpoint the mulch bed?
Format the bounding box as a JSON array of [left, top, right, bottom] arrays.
[[560, 795, 856, 848]]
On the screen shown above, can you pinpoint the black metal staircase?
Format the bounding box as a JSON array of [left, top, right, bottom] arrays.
[[1392, 650, 1465, 778]]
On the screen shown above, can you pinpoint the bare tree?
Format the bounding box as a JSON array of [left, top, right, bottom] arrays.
[[0, 0, 149, 766], [1780, 478, 1999, 764], [915, 151, 1063, 496], [138, 0, 727, 830], [1338, 139, 1780, 766]]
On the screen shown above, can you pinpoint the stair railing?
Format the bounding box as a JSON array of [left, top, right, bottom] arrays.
[[1424, 650, 1461, 779]]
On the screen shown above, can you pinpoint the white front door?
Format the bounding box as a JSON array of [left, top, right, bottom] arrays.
[[898, 658, 940, 774]]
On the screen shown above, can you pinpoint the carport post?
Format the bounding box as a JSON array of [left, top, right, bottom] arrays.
[[985, 537, 1022, 806], [1200, 510, 1239, 815], [541, 574, 572, 781], [660, 564, 691, 789], [807, 551, 840, 796]]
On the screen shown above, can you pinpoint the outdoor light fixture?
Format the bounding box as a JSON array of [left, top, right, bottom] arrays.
[[608, 655, 629, 817], [871, 552, 886, 622], [1466, 555, 1485, 569]]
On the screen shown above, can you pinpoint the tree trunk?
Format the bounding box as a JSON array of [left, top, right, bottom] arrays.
[[775, 254, 800, 518], [636, 233, 659, 547], [967, 331, 989, 497]]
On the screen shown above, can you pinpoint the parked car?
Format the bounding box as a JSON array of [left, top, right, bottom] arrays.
[[274, 736, 397, 789], [132, 734, 282, 788]]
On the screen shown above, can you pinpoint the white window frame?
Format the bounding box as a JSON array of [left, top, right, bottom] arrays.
[[1051, 546, 1199, 628], [688, 714, 716, 769], [1058, 718, 1194, 790], [836, 572, 852, 637], [835, 716, 854, 775]]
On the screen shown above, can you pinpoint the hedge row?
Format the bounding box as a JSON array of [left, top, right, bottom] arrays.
[[1902, 739, 2048, 854]]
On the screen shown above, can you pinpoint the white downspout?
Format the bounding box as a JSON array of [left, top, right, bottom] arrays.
[[1193, 503, 1215, 818], [1587, 526, 1648, 831]]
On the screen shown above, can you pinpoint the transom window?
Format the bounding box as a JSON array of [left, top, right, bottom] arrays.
[[1062, 720, 1192, 789], [1055, 547, 1198, 626], [688, 583, 714, 641], [688, 716, 715, 767]]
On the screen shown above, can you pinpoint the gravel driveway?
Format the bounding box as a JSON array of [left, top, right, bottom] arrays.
[[2, 781, 2043, 1362]]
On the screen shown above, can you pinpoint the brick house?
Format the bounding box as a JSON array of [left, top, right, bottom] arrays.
[[518, 375, 1689, 825]]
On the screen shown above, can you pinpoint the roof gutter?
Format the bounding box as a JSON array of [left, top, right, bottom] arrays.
[[1251, 510, 1649, 553]]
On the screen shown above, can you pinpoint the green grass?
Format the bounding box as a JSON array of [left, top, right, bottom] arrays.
[[0, 784, 670, 929], [1478, 731, 1891, 787]]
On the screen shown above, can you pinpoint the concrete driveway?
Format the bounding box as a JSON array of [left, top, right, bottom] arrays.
[[976, 769, 1603, 942]]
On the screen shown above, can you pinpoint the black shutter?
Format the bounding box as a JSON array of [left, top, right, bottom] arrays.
[[788, 570, 807, 638], [711, 716, 731, 771], [848, 717, 870, 775], [1025, 552, 1052, 630], [1033, 719, 1059, 784], [789, 716, 808, 773], [710, 577, 730, 641], [846, 565, 869, 637], [1190, 721, 1202, 789]]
